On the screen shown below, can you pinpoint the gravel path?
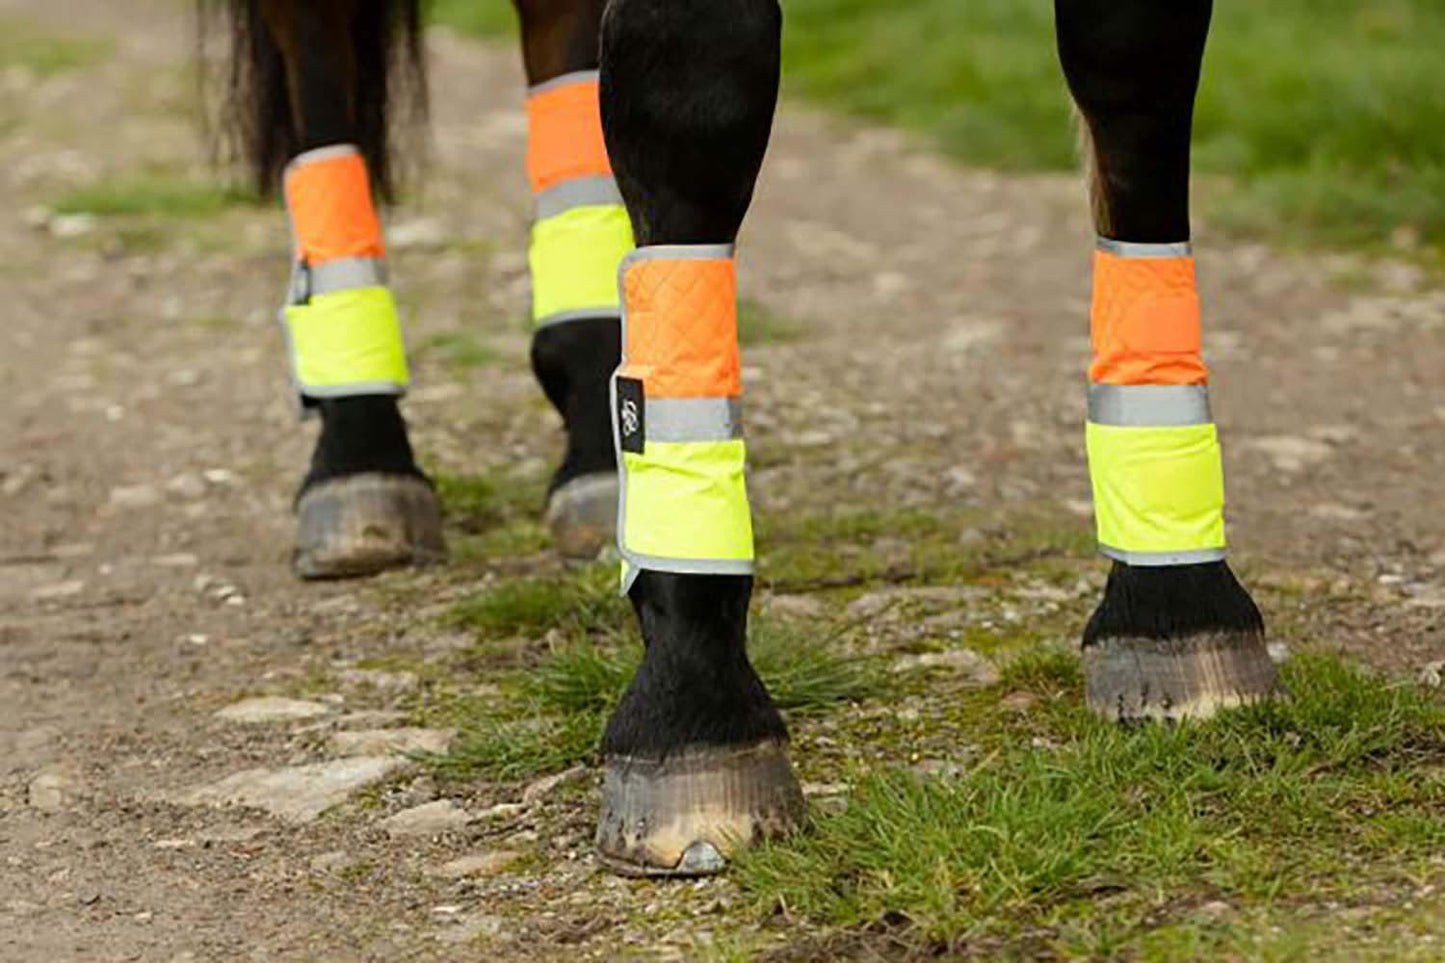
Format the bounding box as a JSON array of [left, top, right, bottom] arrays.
[[3, 2, 1444, 959]]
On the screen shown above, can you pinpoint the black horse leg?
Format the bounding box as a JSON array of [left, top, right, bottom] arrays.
[[258, 0, 443, 578], [1057, 0, 1278, 719], [512, 0, 629, 559], [592, 0, 804, 876]]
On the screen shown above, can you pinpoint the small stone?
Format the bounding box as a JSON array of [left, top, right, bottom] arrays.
[[1420, 661, 1445, 689], [382, 800, 470, 838], [801, 782, 849, 797], [310, 851, 356, 874], [28, 767, 80, 812], [165, 474, 206, 500], [49, 213, 96, 238], [430, 850, 521, 880], [202, 468, 238, 487], [336, 668, 419, 693], [1267, 642, 1292, 665], [330, 728, 454, 757], [478, 802, 526, 821], [215, 697, 332, 724], [892, 649, 1001, 686], [434, 913, 504, 945], [999, 692, 1040, 714], [521, 765, 588, 806], [108, 484, 162, 509], [764, 594, 828, 620], [30, 580, 85, 601], [152, 553, 199, 568], [179, 757, 406, 823]]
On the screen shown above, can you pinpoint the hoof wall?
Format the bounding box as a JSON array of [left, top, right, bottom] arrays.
[[294, 474, 446, 580], [545, 473, 618, 561], [1084, 631, 1280, 723], [596, 741, 805, 878]]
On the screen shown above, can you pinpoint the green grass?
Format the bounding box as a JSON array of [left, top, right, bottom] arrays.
[[415, 331, 502, 371], [426, 607, 885, 782], [52, 177, 256, 219], [0, 19, 112, 77], [732, 655, 1445, 955], [433, 0, 1445, 262]]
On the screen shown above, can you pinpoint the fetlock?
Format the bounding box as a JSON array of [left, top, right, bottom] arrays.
[[530, 316, 620, 495], [299, 395, 428, 498]]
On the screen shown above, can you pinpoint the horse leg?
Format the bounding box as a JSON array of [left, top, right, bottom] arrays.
[[1056, 0, 1279, 720], [591, 0, 804, 876], [512, 0, 631, 559], [245, 0, 443, 578]]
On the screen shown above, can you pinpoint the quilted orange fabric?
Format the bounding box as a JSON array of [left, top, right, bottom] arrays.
[[526, 77, 614, 194], [620, 257, 741, 400], [1089, 250, 1207, 386], [284, 151, 385, 266]]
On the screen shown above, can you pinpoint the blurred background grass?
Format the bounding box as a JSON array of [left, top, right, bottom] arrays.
[[433, 0, 1445, 264]]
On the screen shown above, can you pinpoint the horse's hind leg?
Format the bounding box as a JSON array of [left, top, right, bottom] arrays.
[[511, 0, 628, 559], [246, 0, 443, 578], [590, 0, 805, 876], [1056, 0, 1279, 720]]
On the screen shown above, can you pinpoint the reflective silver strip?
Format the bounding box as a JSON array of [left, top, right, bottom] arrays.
[[528, 69, 599, 96], [287, 258, 388, 305], [1088, 384, 1211, 427], [284, 143, 361, 181], [1096, 238, 1193, 259], [1100, 545, 1227, 567], [534, 176, 624, 221], [622, 551, 754, 579], [299, 381, 406, 399], [647, 397, 743, 443], [621, 244, 735, 267], [537, 307, 618, 328], [310, 257, 387, 296]]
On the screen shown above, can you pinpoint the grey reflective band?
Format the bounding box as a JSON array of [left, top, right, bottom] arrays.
[[623, 552, 755, 580], [284, 143, 361, 179], [536, 307, 618, 328], [1100, 545, 1228, 567], [621, 244, 736, 266], [528, 69, 599, 96], [300, 381, 406, 399], [534, 176, 624, 221], [1088, 384, 1212, 427], [1096, 238, 1193, 259], [647, 397, 743, 443], [287, 258, 388, 304]]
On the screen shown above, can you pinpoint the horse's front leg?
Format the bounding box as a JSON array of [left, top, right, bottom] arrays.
[[1057, 0, 1280, 719], [511, 0, 631, 559], [255, 0, 444, 578], [591, 0, 805, 876]]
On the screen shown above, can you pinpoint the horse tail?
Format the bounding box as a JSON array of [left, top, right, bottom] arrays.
[[197, 0, 427, 201]]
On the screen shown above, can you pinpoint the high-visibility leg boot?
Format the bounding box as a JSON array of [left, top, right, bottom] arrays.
[[522, 69, 632, 559], [1058, 0, 1278, 719], [512, 0, 631, 559], [283, 145, 444, 579], [592, 0, 803, 877]]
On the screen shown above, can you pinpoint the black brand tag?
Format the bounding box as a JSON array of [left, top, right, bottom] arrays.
[[616, 376, 645, 454]]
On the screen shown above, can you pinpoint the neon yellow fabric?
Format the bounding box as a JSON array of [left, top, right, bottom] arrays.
[[529, 204, 634, 324], [1086, 422, 1226, 555], [284, 287, 409, 392], [622, 440, 754, 562]]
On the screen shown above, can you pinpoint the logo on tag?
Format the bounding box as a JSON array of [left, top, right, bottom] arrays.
[[616, 376, 645, 454]]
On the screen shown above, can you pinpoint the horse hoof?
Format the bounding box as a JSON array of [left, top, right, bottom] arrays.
[[595, 740, 805, 877], [544, 473, 618, 561], [294, 473, 446, 580], [1084, 631, 1280, 723]]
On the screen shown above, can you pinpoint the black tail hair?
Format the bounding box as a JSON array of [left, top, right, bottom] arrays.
[[197, 0, 427, 200]]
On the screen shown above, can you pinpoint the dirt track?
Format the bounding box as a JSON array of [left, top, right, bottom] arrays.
[[3, 1, 1445, 960]]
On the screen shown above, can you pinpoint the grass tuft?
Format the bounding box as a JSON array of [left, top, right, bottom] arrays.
[[0, 21, 112, 77], [52, 177, 256, 219], [734, 655, 1445, 949]]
